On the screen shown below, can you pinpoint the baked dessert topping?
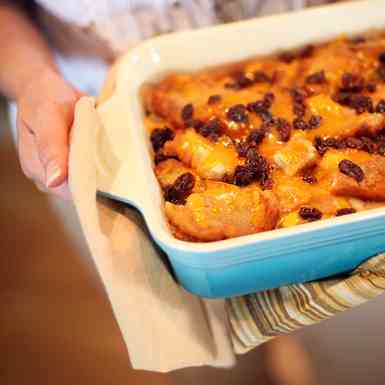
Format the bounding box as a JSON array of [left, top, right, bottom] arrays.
[[143, 32, 385, 241]]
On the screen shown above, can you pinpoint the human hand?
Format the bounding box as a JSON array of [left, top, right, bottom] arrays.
[[16, 69, 82, 199]]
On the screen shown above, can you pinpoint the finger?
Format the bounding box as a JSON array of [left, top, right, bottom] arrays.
[[23, 102, 72, 188], [17, 115, 45, 183]]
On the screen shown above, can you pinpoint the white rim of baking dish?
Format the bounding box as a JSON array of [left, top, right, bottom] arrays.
[[97, 0, 385, 260]]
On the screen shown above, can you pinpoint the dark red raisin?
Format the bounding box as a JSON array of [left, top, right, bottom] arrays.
[[227, 104, 248, 123], [341, 72, 365, 93], [379, 52, 385, 64], [248, 128, 266, 145], [377, 142, 385, 155], [299, 45, 314, 58], [236, 141, 251, 157], [306, 70, 326, 84], [360, 137, 376, 153], [233, 165, 255, 186], [247, 100, 267, 114], [376, 100, 385, 113], [293, 103, 306, 118], [299, 207, 322, 221], [245, 147, 264, 165], [254, 71, 272, 83], [198, 118, 222, 141], [344, 137, 363, 150], [189, 119, 204, 130], [350, 36, 366, 44], [279, 51, 295, 63], [164, 173, 195, 205], [293, 118, 309, 130], [263, 92, 275, 108], [150, 127, 175, 151], [308, 115, 322, 129], [376, 66, 385, 81], [334, 93, 373, 114], [290, 87, 307, 103], [338, 159, 364, 182], [336, 208, 357, 216], [208, 94, 222, 105], [314, 136, 327, 155], [154, 152, 179, 165], [302, 170, 317, 184], [222, 173, 235, 184], [181, 104, 194, 121], [366, 82, 377, 93], [276, 118, 292, 142], [226, 72, 255, 89]]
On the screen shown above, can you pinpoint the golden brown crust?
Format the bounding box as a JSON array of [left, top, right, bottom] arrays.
[[142, 31, 385, 241]]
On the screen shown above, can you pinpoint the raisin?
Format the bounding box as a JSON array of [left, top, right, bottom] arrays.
[[245, 152, 271, 187], [338, 159, 364, 182], [290, 87, 307, 103], [293, 103, 306, 118], [302, 170, 317, 184], [353, 94, 370, 112], [226, 72, 254, 89], [181, 104, 194, 121], [233, 165, 255, 186], [314, 136, 327, 155], [333, 91, 352, 106], [378, 142, 385, 155], [247, 100, 266, 114], [345, 137, 363, 150], [293, 118, 309, 130], [336, 208, 357, 216], [299, 45, 314, 58], [306, 70, 327, 84], [379, 52, 385, 64], [248, 128, 266, 145], [190, 119, 204, 130], [299, 207, 322, 221], [227, 104, 248, 123], [208, 94, 222, 105], [254, 71, 272, 83], [314, 136, 342, 155], [245, 146, 264, 165], [376, 66, 385, 81], [360, 137, 376, 153], [276, 118, 292, 142], [340, 72, 365, 93], [263, 92, 275, 108], [334, 93, 373, 114], [308, 115, 322, 129], [366, 82, 377, 93], [198, 118, 222, 141], [154, 152, 178, 165], [376, 99, 385, 113], [279, 51, 295, 63], [236, 141, 251, 157], [350, 36, 366, 44], [150, 127, 175, 151], [164, 173, 195, 205]]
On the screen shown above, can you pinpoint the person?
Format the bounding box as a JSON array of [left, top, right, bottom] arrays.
[[0, 1, 330, 384], [0, 0, 334, 199]]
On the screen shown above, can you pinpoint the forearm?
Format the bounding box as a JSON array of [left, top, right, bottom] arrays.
[[0, 1, 57, 100]]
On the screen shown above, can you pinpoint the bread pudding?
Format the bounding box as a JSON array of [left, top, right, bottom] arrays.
[[142, 32, 385, 242]]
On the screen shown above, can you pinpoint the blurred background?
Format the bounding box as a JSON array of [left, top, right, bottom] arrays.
[[1, 95, 385, 385]]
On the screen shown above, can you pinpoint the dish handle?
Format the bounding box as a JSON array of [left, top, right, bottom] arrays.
[[94, 95, 148, 211]]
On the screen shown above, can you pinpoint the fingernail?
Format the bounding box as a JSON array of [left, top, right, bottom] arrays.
[[46, 165, 62, 188]]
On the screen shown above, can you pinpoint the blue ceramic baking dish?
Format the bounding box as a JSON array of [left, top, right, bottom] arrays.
[[96, 0, 385, 298]]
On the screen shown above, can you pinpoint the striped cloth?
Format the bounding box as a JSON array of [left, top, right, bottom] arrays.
[[228, 253, 385, 354]]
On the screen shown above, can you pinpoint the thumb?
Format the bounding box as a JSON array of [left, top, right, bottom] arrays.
[[32, 107, 72, 188]]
